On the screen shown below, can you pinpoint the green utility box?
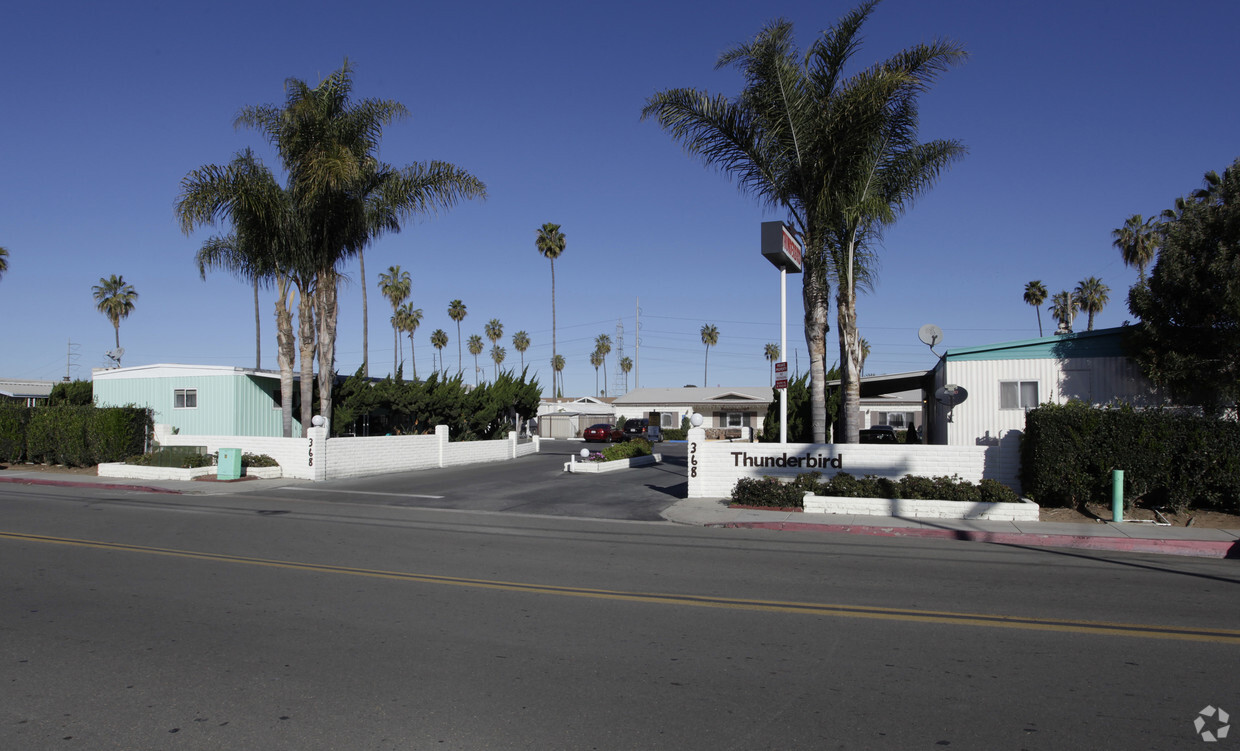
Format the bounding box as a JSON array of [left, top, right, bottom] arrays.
[[217, 448, 242, 481]]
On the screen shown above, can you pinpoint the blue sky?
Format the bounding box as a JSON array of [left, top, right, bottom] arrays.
[[2, 0, 1237, 398]]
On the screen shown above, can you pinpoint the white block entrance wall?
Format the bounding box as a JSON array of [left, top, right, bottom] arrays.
[[685, 427, 987, 498], [152, 424, 538, 481]]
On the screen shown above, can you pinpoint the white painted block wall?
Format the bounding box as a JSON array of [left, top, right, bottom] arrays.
[[685, 428, 987, 499]]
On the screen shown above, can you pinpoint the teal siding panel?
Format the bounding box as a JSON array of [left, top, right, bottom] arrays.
[[947, 328, 1128, 362], [95, 374, 291, 436]]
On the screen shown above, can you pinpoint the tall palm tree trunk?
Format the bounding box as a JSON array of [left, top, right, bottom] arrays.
[[360, 249, 368, 379], [317, 271, 339, 427], [276, 280, 296, 437], [837, 285, 861, 445], [296, 278, 316, 435], [551, 258, 558, 396], [254, 278, 262, 370], [803, 239, 831, 444], [408, 332, 417, 380]]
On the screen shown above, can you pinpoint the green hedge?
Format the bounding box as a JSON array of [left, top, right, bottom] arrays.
[[1021, 402, 1240, 513], [602, 437, 652, 461], [730, 471, 1018, 508], [0, 406, 152, 466]]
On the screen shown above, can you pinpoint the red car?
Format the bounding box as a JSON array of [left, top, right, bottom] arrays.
[[583, 423, 624, 442]]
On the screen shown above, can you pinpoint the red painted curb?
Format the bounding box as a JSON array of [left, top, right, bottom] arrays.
[[0, 476, 182, 495], [716, 521, 1239, 559]]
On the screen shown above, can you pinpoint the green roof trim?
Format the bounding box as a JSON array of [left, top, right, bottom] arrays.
[[946, 327, 1130, 361]]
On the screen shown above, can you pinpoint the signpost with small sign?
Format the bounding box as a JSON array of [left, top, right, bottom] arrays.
[[761, 221, 802, 443], [774, 361, 788, 390]]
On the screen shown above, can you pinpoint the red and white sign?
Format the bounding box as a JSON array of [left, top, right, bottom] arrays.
[[761, 221, 803, 273], [774, 361, 788, 390]]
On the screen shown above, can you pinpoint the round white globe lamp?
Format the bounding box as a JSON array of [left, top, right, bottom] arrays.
[[690, 413, 703, 428], [311, 415, 326, 428]]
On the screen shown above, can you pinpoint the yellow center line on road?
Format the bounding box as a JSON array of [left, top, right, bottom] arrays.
[[6, 530, 1239, 645]]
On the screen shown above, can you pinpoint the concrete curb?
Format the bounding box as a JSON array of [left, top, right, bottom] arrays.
[[0, 476, 182, 495], [714, 520, 1240, 559]]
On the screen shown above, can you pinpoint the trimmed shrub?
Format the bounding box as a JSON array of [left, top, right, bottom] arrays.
[[661, 428, 687, 441], [602, 437, 652, 461], [0, 407, 30, 463], [731, 476, 806, 508], [1022, 402, 1240, 513], [730, 471, 1019, 507]]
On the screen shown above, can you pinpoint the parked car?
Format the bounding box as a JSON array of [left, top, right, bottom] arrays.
[[859, 425, 899, 444], [583, 423, 624, 442], [623, 418, 650, 439], [623, 418, 663, 442]]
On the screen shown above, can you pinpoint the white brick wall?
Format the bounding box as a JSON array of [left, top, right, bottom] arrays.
[[154, 425, 540, 482], [686, 428, 987, 498]]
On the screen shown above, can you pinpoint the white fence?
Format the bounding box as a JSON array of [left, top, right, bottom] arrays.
[[152, 424, 538, 481], [685, 427, 987, 498]]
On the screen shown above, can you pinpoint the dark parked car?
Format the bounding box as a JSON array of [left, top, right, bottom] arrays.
[[623, 418, 662, 442], [583, 423, 624, 442], [859, 425, 899, 444]]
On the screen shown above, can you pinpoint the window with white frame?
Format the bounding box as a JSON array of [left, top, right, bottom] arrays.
[[661, 412, 676, 428], [174, 388, 198, 409], [999, 380, 1039, 410], [725, 412, 744, 428]]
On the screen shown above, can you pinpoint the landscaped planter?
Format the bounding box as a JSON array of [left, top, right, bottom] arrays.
[[803, 493, 1039, 521], [97, 463, 283, 481], [564, 453, 662, 473]]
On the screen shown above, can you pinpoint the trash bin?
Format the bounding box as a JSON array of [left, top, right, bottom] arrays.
[[217, 448, 242, 481]]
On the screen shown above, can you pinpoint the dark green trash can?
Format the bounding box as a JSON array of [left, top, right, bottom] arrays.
[[217, 448, 242, 481]]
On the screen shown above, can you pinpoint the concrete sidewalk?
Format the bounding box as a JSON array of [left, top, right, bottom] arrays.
[[2, 470, 1236, 559], [663, 497, 1240, 559]]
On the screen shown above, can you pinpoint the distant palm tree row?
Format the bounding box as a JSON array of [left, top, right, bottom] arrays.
[[1024, 277, 1110, 335]]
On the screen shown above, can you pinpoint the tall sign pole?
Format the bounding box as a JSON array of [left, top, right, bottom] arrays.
[[761, 222, 802, 444]]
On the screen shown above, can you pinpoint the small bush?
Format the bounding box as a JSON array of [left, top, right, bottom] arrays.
[[731, 471, 1020, 507], [602, 437, 652, 461], [242, 452, 279, 468], [731, 476, 805, 508], [661, 428, 687, 441]]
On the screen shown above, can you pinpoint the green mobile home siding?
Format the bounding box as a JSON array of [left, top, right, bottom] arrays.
[[93, 371, 292, 437]]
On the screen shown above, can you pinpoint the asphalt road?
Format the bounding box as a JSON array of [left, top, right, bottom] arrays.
[[2, 454, 1238, 750]]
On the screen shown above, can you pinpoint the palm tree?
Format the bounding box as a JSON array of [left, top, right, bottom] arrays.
[[177, 148, 302, 436], [430, 328, 448, 376], [1050, 291, 1078, 333], [1112, 214, 1158, 282], [619, 356, 633, 393], [1023, 281, 1048, 337], [378, 266, 412, 376], [397, 303, 423, 380], [485, 318, 504, 377], [551, 354, 565, 398], [0, 246, 9, 282], [1073, 277, 1110, 331], [700, 323, 719, 386], [594, 333, 612, 396], [643, 2, 965, 443], [535, 222, 566, 395], [491, 345, 506, 376], [447, 299, 467, 374], [512, 330, 530, 370], [764, 343, 780, 386], [467, 334, 484, 386], [858, 338, 871, 376], [590, 349, 604, 396], [92, 275, 138, 358], [235, 61, 486, 427]]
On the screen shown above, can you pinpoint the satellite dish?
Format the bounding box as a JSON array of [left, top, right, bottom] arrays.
[[935, 384, 967, 423], [918, 324, 943, 356], [935, 384, 966, 405], [105, 348, 125, 367]]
